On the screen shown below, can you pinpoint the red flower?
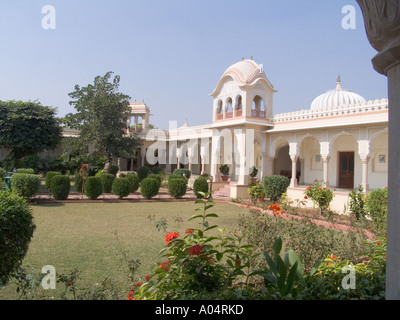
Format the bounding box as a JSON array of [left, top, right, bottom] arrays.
[[304, 196, 308, 199], [188, 244, 204, 256], [159, 260, 171, 271], [185, 228, 194, 234], [144, 274, 151, 281], [165, 232, 180, 246], [127, 290, 135, 300], [135, 282, 143, 287]]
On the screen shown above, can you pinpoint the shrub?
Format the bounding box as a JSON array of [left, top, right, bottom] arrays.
[[0, 191, 36, 285], [107, 164, 119, 176], [365, 187, 388, 236], [168, 178, 187, 199], [140, 178, 160, 200], [137, 166, 151, 182], [0, 168, 6, 181], [348, 185, 367, 220], [173, 168, 191, 179], [112, 178, 131, 200], [248, 183, 265, 201], [168, 174, 188, 185], [148, 174, 162, 188], [45, 171, 61, 190], [304, 180, 334, 215], [126, 173, 139, 193], [262, 175, 290, 203], [100, 173, 115, 193], [74, 173, 85, 193], [151, 167, 163, 175], [193, 177, 209, 199], [10, 173, 41, 199], [16, 168, 35, 174], [84, 176, 103, 200], [50, 175, 71, 200]]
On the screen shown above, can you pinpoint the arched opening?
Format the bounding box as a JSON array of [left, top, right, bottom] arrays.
[[252, 95, 265, 118], [299, 136, 322, 185], [216, 100, 223, 120], [225, 98, 233, 119], [235, 95, 243, 117]]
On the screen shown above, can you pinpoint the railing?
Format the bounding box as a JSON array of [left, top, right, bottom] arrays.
[[225, 111, 233, 119], [216, 113, 224, 120], [235, 109, 243, 117], [251, 110, 265, 118]]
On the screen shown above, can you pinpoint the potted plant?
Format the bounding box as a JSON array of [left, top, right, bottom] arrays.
[[249, 166, 258, 182], [248, 183, 265, 202], [219, 164, 230, 182]]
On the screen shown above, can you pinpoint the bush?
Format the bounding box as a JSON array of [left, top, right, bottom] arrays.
[[304, 180, 334, 215], [45, 171, 61, 190], [50, 175, 71, 200], [126, 174, 139, 193], [173, 168, 191, 179], [0, 168, 6, 181], [100, 173, 115, 193], [10, 173, 41, 199], [365, 187, 388, 236], [193, 177, 209, 199], [84, 176, 103, 200], [168, 178, 187, 199], [148, 174, 162, 188], [140, 178, 160, 200], [0, 191, 36, 285], [107, 164, 119, 176], [111, 178, 131, 200], [74, 173, 85, 193], [262, 175, 290, 203], [151, 167, 163, 175], [137, 166, 151, 182], [16, 168, 35, 174]]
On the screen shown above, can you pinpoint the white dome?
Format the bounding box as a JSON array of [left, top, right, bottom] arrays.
[[310, 77, 366, 110]]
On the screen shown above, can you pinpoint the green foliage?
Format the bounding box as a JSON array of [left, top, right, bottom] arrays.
[[0, 168, 6, 181], [304, 180, 334, 215], [248, 183, 265, 201], [140, 178, 160, 200], [45, 171, 61, 191], [65, 72, 138, 168], [74, 173, 84, 193], [249, 166, 258, 178], [151, 167, 164, 175], [262, 175, 290, 203], [256, 237, 305, 298], [173, 168, 191, 179], [137, 166, 151, 182], [147, 174, 161, 188], [0, 191, 36, 285], [50, 175, 71, 200], [0, 100, 62, 161], [365, 188, 388, 236], [219, 164, 229, 176], [348, 185, 367, 220], [168, 178, 187, 199], [16, 169, 35, 175], [193, 177, 209, 199], [10, 173, 41, 199], [126, 174, 139, 193], [107, 164, 119, 176], [99, 173, 115, 193], [84, 176, 103, 200], [112, 178, 131, 200]]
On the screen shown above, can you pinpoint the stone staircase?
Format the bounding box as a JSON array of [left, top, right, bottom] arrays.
[[212, 182, 231, 199]]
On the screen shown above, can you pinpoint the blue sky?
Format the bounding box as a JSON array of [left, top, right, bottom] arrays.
[[0, 0, 388, 129]]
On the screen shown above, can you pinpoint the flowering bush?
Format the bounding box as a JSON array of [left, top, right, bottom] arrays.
[[304, 180, 333, 215], [134, 192, 255, 300], [248, 183, 265, 201]]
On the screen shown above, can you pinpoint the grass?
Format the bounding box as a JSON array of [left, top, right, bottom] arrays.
[[0, 201, 249, 299]]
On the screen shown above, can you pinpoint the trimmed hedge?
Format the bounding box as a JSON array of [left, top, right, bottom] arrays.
[[168, 178, 187, 199], [45, 171, 61, 191], [100, 173, 115, 193], [193, 177, 209, 199], [0, 191, 36, 285], [16, 168, 35, 174], [112, 178, 131, 200], [84, 176, 103, 200], [137, 166, 151, 182], [262, 175, 290, 202], [107, 164, 119, 176], [140, 178, 160, 200], [148, 174, 162, 188], [173, 168, 191, 179], [10, 173, 41, 199], [50, 175, 70, 200], [126, 173, 139, 193]]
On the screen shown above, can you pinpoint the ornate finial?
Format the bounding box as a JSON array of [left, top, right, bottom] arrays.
[[337, 74, 341, 83], [336, 74, 342, 90], [250, 55, 253, 60]]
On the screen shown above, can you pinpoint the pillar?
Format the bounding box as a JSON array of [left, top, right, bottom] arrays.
[[322, 156, 330, 188], [360, 156, 370, 192], [290, 155, 298, 188], [357, 0, 400, 300]]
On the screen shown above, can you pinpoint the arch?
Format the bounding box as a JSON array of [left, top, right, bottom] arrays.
[[270, 136, 290, 158], [235, 95, 243, 110], [225, 97, 233, 119], [216, 100, 223, 114], [252, 95, 265, 118], [369, 127, 389, 149]]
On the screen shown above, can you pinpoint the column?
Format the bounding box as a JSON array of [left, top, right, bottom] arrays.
[[260, 152, 268, 180], [322, 156, 330, 188], [360, 156, 370, 192], [268, 156, 275, 176], [357, 0, 400, 300], [290, 155, 298, 188]]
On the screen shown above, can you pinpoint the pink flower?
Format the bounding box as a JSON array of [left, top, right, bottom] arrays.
[[188, 244, 204, 256]]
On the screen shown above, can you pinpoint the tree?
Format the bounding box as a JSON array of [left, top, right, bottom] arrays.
[[0, 100, 62, 163], [65, 72, 138, 169]]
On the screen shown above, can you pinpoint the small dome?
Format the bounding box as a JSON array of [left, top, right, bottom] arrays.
[[310, 76, 366, 110]]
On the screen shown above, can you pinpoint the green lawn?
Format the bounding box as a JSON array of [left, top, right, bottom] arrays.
[[0, 201, 249, 299]]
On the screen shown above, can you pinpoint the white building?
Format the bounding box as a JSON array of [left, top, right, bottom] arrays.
[[130, 59, 388, 212]]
